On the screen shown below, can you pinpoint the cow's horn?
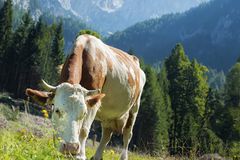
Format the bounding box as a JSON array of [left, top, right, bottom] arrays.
[[41, 79, 56, 91]]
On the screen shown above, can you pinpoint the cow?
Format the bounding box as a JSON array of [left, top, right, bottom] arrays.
[[25, 34, 146, 160]]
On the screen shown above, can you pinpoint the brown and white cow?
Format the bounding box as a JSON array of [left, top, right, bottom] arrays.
[[26, 34, 146, 160]]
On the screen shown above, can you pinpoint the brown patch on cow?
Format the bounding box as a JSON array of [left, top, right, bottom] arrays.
[[25, 88, 50, 106], [80, 45, 106, 90], [125, 112, 133, 129], [86, 93, 105, 107], [59, 36, 107, 92], [60, 45, 84, 84]]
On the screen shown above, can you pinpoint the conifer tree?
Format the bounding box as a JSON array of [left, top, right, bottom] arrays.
[[15, 18, 40, 97], [134, 64, 170, 154], [0, 0, 12, 58], [51, 21, 64, 66], [0, 0, 13, 90], [4, 12, 33, 95], [165, 44, 209, 155], [224, 62, 240, 142], [198, 88, 224, 154], [50, 21, 65, 84], [165, 43, 191, 154], [182, 59, 209, 154], [34, 18, 52, 81], [157, 64, 172, 152]]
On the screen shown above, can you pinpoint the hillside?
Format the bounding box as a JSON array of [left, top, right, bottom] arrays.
[[106, 0, 240, 71], [0, 93, 158, 160]]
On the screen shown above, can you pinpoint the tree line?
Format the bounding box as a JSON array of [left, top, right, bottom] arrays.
[[132, 44, 240, 157], [0, 0, 64, 97], [0, 0, 239, 158]]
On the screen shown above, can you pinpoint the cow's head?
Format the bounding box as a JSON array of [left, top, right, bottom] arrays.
[[26, 80, 105, 155]]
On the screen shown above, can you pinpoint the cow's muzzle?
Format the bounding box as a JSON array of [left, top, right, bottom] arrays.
[[60, 142, 80, 155]]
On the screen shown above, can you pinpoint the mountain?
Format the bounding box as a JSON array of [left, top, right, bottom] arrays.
[[69, 0, 210, 33], [106, 0, 240, 71], [0, 0, 90, 52], [2, 0, 209, 34]]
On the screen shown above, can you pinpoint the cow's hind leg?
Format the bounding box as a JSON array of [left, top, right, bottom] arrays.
[[120, 103, 140, 160], [91, 127, 113, 160]]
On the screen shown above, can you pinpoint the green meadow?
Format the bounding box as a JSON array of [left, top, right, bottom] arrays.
[[0, 103, 158, 160]]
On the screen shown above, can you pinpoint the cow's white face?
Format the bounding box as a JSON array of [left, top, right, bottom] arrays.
[[25, 80, 104, 155], [50, 83, 102, 154]]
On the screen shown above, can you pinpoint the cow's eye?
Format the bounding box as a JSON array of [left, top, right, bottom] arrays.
[[55, 109, 60, 113], [55, 109, 62, 117]]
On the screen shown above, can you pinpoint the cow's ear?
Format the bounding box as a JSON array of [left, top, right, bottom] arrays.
[[25, 88, 54, 106], [85, 93, 105, 107]]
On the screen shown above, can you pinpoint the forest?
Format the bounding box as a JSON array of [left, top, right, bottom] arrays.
[[0, 0, 239, 159]]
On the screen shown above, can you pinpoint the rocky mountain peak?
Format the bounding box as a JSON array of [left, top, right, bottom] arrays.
[[93, 0, 124, 13]]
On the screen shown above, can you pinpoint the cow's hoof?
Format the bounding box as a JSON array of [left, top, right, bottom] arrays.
[[76, 155, 87, 160]]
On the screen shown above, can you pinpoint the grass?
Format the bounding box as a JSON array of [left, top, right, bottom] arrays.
[[0, 102, 158, 160], [0, 129, 158, 160], [0, 129, 64, 160]]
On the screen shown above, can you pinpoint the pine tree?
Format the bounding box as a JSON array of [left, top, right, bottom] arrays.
[[0, 0, 13, 90], [165, 44, 209, 155], [34, 18, 52, 82], [50, 21, 65, 84], [51, 21, 64, 66], [183, 59, 209, 154], [198, 88, 224, 154], [4, 12, 33, 95], [133, 64, 170, 154], [0, 0, 12, 58], [165, 43, 191, 154], [224, 62, 240, 142], [157, 64, 172, 152]]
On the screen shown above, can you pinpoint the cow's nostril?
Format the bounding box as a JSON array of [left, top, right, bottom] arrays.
[[61, 143, 80, 155]]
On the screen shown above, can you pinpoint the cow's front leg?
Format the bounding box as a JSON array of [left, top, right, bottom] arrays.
[[76, 128, 88, 160], [91, 127, 113, 160], [77, 107, 99, 160]]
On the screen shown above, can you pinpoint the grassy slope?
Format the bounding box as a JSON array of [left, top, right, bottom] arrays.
[[0, 103, 158, 160]]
